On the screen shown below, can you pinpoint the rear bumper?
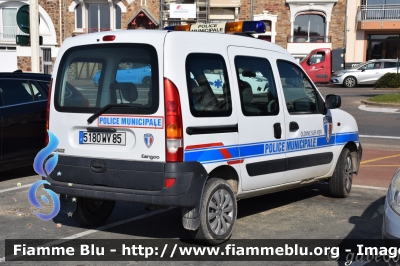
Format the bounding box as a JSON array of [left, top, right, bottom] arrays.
[[44, 155, 207, 208]]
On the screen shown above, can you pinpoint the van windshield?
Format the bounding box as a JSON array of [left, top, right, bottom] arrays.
[[54, 43, 159, 114]]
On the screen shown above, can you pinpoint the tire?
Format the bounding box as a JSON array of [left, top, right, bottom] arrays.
[[72, 197, 115, 226], [142, 76, 151, 86], [329, 148, 353, 198], [191, 178, 237, 245], [343, 76, 357, 88]]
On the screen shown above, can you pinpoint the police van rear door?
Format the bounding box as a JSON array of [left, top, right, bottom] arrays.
[[51, 33, 165, 162]]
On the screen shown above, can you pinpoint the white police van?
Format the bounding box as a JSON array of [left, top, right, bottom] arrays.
[[46, 21, 362, 245]]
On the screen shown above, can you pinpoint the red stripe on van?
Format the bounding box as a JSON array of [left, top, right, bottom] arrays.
[[227, 159, 244, 165], [185, 142, 224, 150]]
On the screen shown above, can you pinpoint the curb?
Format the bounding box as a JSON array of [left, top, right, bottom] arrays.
[[361, 100, 400, 108]]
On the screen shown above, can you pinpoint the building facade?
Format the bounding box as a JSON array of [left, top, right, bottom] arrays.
[[0, 0, 347, 72], [346, 0, 400, 67]]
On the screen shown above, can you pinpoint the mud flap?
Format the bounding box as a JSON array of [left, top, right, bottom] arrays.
[[181, 205, 201, 231], [356, 142, 363, 175]]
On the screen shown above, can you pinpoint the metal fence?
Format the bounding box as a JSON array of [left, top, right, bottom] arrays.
[[357, 4, 400, 21]]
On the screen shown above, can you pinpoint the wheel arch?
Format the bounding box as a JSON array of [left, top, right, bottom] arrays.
[[181, 164, 239, 231], [208, 165, 240, 195], [344, 141, 360, 173], [343, 75, 357, 87]]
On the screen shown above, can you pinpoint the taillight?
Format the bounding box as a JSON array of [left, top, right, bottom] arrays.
[[45, 78, 53, 145], [164, 78, 183, 162]]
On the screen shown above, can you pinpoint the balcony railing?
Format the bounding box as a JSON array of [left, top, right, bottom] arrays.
[[82, 28, 112, 34], [287, 36, 331, 43], [0, 26, 29, 42], [357, 4, 400, 21]]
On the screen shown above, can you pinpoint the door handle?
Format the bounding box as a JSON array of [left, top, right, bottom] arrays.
[[289, 122, 299, 132], [273, 123, 282, 139]]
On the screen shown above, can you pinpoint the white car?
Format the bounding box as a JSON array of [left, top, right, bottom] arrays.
[[46, 21, 362, 245], [383, 168, 400, 266], [204, 71, 269, 95], [330, 59, 398, 88]]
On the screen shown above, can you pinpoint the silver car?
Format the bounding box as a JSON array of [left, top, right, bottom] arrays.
[[383, 168, 400, 265], [330, 59, 399, 88]]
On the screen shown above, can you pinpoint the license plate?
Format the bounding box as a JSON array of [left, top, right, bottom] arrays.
[[79, 131, 126, 145]]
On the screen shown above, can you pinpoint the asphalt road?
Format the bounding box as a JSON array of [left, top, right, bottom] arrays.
[[1, 85, 399, 265], [318, 84, 400, 149], [0, 168, 388, 266]]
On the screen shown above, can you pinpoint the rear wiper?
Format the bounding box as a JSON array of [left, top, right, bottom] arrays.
[[87, 104, 133, 124]]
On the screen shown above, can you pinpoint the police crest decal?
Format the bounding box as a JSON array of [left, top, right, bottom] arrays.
[[144, 133, 154, 148], [323, 116, 333, 143]]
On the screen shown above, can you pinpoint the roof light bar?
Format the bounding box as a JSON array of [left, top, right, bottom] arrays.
[[164, 21, 266, 34]]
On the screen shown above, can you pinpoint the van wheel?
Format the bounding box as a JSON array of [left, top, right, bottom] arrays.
[[329, 148, 353, 198], [142, 76, 151, 86], [343, 76, 357, 88], [191, 178, 237, 245], [72, 198, 115, 226]]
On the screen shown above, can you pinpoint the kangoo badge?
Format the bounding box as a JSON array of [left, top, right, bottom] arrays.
[[323, 116, 333, 143], [144, 133, 154, 148]]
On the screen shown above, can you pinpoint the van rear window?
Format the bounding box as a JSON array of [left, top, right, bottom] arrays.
[[54, 44, 159, 114]]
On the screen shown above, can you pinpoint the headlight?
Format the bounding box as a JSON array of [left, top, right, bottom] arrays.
[[388, 168, 400, 215], [334, 72, 345, 77]]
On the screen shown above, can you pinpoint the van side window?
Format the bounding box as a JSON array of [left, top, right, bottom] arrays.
[[186, 53, 232, 117], [234, 56, 279, 116], [277, 60, 321, 114]]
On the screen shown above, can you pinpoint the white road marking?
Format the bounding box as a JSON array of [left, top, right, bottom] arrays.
[[1, 208, 171, 262], [358, 104, 398, 113], [0, 183, 33, 194], [359, 135, 400, 140]]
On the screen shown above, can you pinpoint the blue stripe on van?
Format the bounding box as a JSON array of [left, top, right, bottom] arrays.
[[184, 131, 359, 164]]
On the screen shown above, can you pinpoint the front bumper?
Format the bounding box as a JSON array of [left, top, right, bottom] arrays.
[[382, 179, 400, 266], [330, 76, 345, 84], [383, 188, 400, 240], [44, 155, 208, 208]]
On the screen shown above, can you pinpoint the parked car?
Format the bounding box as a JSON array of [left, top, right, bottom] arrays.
[[0, 72, 51, 172], [93, 64, 151, 86], [300, 48, 345, 83], [330, 59, 399, 88], [203, 69, 270, 95], [383, 168, 400, 266], [0, 72, 90, 172]]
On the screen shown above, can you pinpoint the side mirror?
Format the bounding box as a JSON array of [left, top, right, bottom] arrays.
[[325, 94, 341, 109], [360, 67, 366, 72]]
